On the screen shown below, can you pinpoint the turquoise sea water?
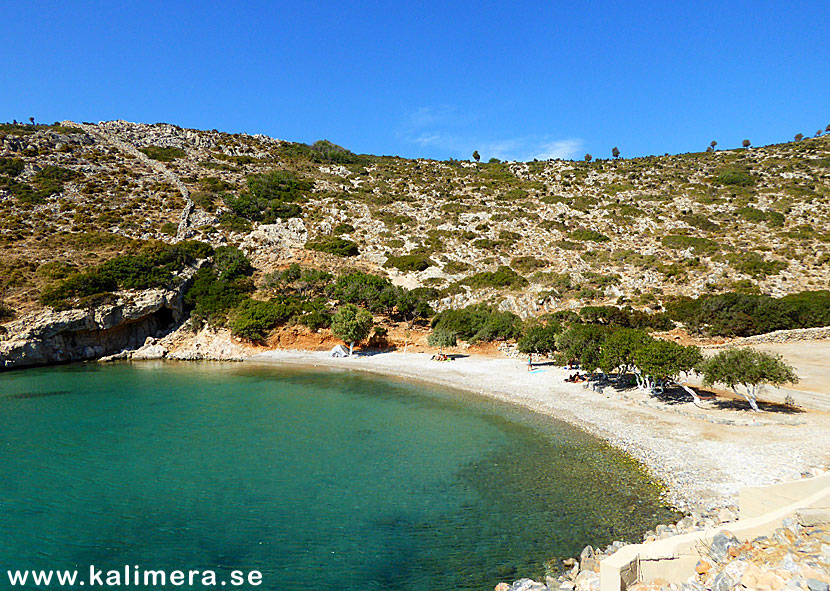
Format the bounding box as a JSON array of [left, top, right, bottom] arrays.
[[0, 362, 677, 590]]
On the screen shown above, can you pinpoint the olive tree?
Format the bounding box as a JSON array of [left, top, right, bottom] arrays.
[[598, 328, 652, 380], [612, 146, 620, 159], [632, 340, 702, 396], [472, 150, 480, 162], [427, 328, 457, 356], [555, 324, 609, 371], [742, 139, 751, 148], [331, 303, 373, 356], [517, 321, 561, 356], [701, 348, 798, 412]]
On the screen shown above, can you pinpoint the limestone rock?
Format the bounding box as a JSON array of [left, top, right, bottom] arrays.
[[242, 219, 308, 251], [709, 530, 741, 563], [0, 274, 192, 370], [573, 569, 599, 591]]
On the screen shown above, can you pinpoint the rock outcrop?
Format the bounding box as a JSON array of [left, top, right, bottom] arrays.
[[0, 278, 192, 370]]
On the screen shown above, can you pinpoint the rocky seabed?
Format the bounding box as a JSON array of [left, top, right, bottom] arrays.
[[495, 469, 830, 591]]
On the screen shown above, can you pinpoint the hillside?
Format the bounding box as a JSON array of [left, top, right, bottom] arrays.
[[1, 120, 829, 323]]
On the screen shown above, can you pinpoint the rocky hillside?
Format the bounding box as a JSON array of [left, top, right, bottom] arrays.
[[1, 120, 829, 321]]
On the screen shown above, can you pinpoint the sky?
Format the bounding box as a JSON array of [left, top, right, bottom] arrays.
[[2, 1, 829, 162]]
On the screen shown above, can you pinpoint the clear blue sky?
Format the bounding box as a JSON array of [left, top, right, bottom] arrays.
[[3, 1, 828, 161]]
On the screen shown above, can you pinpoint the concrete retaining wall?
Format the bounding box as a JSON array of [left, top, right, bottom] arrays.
[[599, 473, 830, 591]]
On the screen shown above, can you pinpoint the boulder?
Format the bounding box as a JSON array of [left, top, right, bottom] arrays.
[[709, 530, 741, 563]]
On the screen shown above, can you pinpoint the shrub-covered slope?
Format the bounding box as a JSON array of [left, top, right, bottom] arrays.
[[1, 119, 829, 321]]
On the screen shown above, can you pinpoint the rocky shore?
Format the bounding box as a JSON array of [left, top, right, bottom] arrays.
[[494, 479, 830, 591], [0, 275, 194, 369]]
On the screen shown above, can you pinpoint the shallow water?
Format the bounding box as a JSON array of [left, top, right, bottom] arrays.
[[0, 362, 678, 590]]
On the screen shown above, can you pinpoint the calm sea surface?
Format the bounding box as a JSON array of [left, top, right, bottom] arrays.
[[0, 362, 677, 590]]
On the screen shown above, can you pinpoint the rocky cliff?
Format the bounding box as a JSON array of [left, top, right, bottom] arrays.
[[0, 275, 192, 370]]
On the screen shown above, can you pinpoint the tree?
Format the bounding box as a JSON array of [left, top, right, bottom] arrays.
[[29, 117, 34, 125], [427, 328, 457, 356], [598, 328, 652, 379], [632, 340, 702, 395], [584, 153, 593, 162], [826, 124, 830, 133], [701, 348, 798, 412], [555, 324, 609, 371], [612, 146, 620, 159], [331, 303, 373, 356], [816, 130, 822, 137], [794, 133, 804, 142], [742, 139, 751, 148], [472, 150, 480, 162], [710, 140, 718, 151], [517, 321, 561, 356]]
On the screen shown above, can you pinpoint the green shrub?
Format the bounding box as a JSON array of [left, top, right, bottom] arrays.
[[661, 234, 720, 254], [159, 222, 178, 236], [715, 166, 754, 186], [443, 260, 470, 274], [267, 264, 332, 295], [727, 252, 787, 278], [431, 304, 521, 342], [666, 290, 830, 337], [735, 207, 785, 227], [6, 165, 81, 203], [463, 266, 528, 289], [299, 309, 332, 331], [578, 305, 672, 330], [214, 246, 254, 280], [384, 253, 434, 272], [472, 238, 502, 250], [305, 236, 359, 257], [555, 239, 584, 251], [517, 321, 561, 354], [217, 212, 253, 233], [223, 170, 310, 222], [333, 222, 355, 235], [140, 146, 187, 162], [511, 256, 548, 273], [229, 298, 298, 342], [0, 157, 24, 177], [279, 140, 369, 166], [569, 228, 610, 242], [427, 328, 457, 350], [679, 213, 719, 232], [0, 300, 15, 321], [41, 241, 215, 308], [329, 271, 399, 314], [184, 268, 253, 324], [36, 261, 77, 280], [198, 176, 234, 193]]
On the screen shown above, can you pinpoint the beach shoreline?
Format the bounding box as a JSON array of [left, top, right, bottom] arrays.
[[246, 349, 830, 511]]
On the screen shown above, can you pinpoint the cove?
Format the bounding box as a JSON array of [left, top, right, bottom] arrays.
[[0, 362, 678, 590]]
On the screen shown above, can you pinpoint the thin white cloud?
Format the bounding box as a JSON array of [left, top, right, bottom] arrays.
[[530, 139, 583, 161], [399, 106, 582, 162]]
